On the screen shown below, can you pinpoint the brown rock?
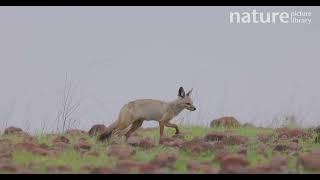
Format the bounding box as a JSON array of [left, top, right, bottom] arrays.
[[150, 152, 177, 168], [108, 144, 135, 159], [204, 132, 227, 142], [3, 126, 23, 135], [210, 116, 241, 128]]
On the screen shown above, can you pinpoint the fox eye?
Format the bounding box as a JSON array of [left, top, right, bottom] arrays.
[[186, 103, 191, 106]]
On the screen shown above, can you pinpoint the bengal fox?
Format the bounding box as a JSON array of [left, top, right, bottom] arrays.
[[98, 87, 196, 142]]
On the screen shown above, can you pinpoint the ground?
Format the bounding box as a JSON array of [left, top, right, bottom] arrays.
[[0, 125, 320, 174]]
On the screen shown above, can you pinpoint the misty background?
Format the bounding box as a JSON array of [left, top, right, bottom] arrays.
[[0, 6, 319, 133]]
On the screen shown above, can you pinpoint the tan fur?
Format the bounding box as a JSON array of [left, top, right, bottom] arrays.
[[98, 87, 196, 142]]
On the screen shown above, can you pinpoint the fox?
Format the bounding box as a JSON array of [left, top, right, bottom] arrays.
[[98, 86, 196, 142]]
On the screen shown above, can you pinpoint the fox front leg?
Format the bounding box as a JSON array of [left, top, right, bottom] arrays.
[[165, 122, 180, 135], [159, 113, 174, 140]]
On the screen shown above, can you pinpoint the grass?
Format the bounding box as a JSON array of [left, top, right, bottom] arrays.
[[1, 126, 320, 173]]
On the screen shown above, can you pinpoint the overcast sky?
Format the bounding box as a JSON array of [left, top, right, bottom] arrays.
[[0, 6, 319, 133]]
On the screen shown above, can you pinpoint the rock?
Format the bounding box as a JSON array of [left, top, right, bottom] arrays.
[[204, 132, 227, 142], [65, 129, 88, 136], [159, 137, 184, 148], [210, 116, 241, 128], [88, 124, 107, 137], [52, 136, 70, 144], [297, 151, 320, 171], [46, 165, 72, 173], [217, 154, 250, 173], [273, 142, 301, 153], [0, 163, 17, 172], [14, 142, 55, 156], [138, 163, 161, 174], [127, 136, 156, 150], [222, 135, 249, 145], [257, 133, 273, 143], [3, 126, 23, 135], [180, 138, 213, 154], [82, 151, 99, 157], [187, 160, 218, 173], [204, 132, 248, 145], [52, 142, 71, 150], [150, 152, 177, 168], [277, 128, 311, 139], [127, 136, 141, 146], [90, 167, 113, 174], [249, 156, 288, 174], [74, 141, 91, 152], [116, 159, 141, 172], [237, 146, 247, 156], [108, 144, 135, 159]]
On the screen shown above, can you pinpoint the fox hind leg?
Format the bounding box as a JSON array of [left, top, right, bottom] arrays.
[[125, 119, 144, 140]]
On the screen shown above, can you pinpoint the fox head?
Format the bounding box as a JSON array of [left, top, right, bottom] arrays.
[[177, 87, 196, 111]]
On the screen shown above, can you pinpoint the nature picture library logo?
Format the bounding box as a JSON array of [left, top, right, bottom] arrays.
[[229, 9, 312, 24]]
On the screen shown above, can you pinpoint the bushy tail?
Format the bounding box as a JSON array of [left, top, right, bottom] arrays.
[[98, 121, 118, 141]]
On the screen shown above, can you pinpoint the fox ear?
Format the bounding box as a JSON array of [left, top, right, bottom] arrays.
[[178, 87, 185, 98], [187, 88, 193, 96]]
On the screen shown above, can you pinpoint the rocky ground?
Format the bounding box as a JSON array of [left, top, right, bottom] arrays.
[[1, 120, 320, 174]]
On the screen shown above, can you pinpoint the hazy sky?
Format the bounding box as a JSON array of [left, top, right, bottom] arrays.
[[0, 6, 319, 133]]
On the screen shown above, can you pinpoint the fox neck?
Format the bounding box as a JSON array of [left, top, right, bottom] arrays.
[[167, 99, 185, 117]]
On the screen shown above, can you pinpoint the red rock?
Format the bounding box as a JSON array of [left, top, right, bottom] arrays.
[[46, 165, 72, 173], [0, 163, 17, 172], [249, 156, 288, 173], [108, 144, 135, 159], [53, 136, 70, 144], [74, 141, 91, 152], [14, 142, 55, 156], [150, 152, 177, 168], [187, 160, 218, 173], [53, 142, 71, 150], [297, 151, 320, 171], [128, 136, 148, 148], [218, 154, 250, 172], [159, 137, 184, 148], [181, 138, 213, 154], [277, 128, 310, 139], [90, 167, 113, 174], [138, 164, 161, 174], [116, 159, 141, 172]]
